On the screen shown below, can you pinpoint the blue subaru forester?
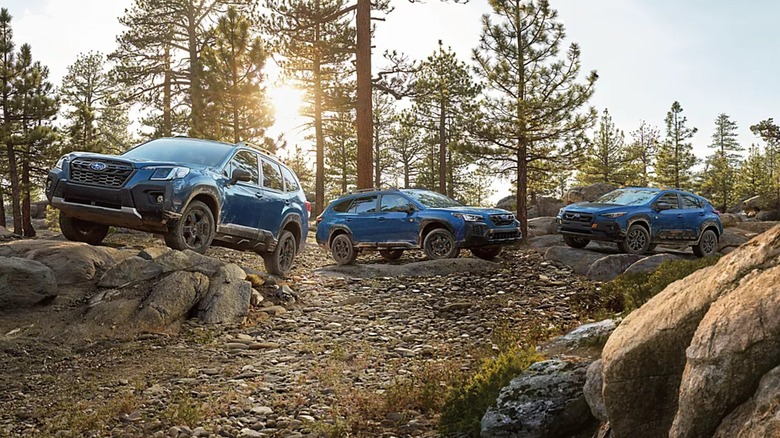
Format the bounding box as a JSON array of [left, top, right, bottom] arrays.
[[46, 137, 309, 275], [556, 188, 722, 257], [315, 188, 523, 264]]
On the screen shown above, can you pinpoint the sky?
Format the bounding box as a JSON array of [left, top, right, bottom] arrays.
[[3, 0, 779, 198]]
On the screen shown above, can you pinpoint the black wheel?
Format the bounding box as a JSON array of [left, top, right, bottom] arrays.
[[264, 230, 297, 275], [618, 224, 651, 255], [563, 235, 590, 249], [331, 233, 357, 265], [379, 249, 404, 260], [164, 200, 215, 253], [423, 228, 459, 260], [59, 212, 109, 245], [471, 246, 502, 260], [693, 229, 718, 257]]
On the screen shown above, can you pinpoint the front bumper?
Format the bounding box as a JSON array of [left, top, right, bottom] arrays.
[[461, 222, 523, 247], [46, 173, 182, 232], [555, 217, 625, 242]]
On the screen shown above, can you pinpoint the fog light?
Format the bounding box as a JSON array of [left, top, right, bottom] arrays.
[[156, 195, 164, 203]]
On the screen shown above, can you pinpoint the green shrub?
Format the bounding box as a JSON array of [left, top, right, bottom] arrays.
[[600, 256, 721, 312], [439, 348, 541, 437]]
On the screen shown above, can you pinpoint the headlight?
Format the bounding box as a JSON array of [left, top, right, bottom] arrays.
[[453, 213, 484, 222], [600, 212, 627, 218], [146, 166, 190, 180], [54, 155, 69, 169]]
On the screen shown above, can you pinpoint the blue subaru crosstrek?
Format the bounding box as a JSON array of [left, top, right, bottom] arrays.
[[556, 187, 722, 257], [45, 137, 309, 275], [315, 188, 523, 264]]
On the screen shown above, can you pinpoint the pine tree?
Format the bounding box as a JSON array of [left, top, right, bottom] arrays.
[[750, 118, 780, 207], [282, 144, 315, 195], [625, 120, 660, 186], [60, 52, 131, 154], [655, 101, 698, 189], [578, 109, 629, 185], [737, 143, 769, 200], [387, 110, 426, 188], [200, 7, 273, 144], [0, 7, 21, 233], [412, 41, 480, 195], [700, 113, 742, 210], [324, 109, 357, 195], [472, 0, 597, 239], [372, 89, 395, 188]]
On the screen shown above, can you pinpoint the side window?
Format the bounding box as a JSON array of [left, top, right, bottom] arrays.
[[261, 158, 284, 191], [332, 199, 352, 213], [229, 151, 259, 185], [658, 193, 680, 208], [348, 196, 378, 214], [380, 194, 413, 212], [682, 195, 702, 209], [280, 166, 300, 192]]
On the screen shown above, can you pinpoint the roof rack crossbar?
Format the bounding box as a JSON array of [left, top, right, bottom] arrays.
[[236, 141, 275, 157]]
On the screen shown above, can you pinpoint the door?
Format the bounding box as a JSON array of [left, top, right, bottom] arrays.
[[680, 194, 706, 240], [345, 195, 380, 244], [220, 150, 263, 230], [256, 157, 287, 237], [652, 192, 684, 240], [377, 194, 419, 244]]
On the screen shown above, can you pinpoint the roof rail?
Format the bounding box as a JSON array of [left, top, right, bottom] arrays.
[[236, 141, 276, 157], [348, 186, 400, 195]]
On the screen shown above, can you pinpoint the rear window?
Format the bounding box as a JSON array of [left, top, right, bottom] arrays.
[[682, 195, 702, 209], [280, 166, 300, 192], [348, 196, 377, 214], [332, 199, 352, 213], [261, 158, 284, 191]]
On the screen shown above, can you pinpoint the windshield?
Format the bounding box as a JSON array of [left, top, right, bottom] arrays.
[[122, 138, 233, 167], [402, 189, 462, 208], [595, 189, 658, 206]]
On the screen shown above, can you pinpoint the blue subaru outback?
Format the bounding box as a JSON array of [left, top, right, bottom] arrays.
[[45, 137, 309, 275], [315, 188, 522, 264], [556, 188, 722, 257]]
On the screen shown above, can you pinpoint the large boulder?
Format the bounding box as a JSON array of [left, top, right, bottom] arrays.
[[481, 359, 598, 438], [713, 365, 780, 438], [29, 200, 48, 219], [564, 184, 615, 205], [717, 228, 752, 253], [623, 254, 684, 275], [544, 246, 616, 275], [526, 217, 557, 238], [730, 221, 778, 235], [601, 225, 780, 438], [155, 249, 224, 276], [669, 263, 780, 437], [741, 195, 773, 215], [585, 254, 644, 282], [755, 209, 780, 221], [541, 319, 617, 358], [718, 213, 742, 228], [527, 235, 564, 251], [0, 257, 57, 309], [98, 256, 163, 288], [0, 225, 14, 241], [494, 196, 565, 219], [0, 240, 123, 285], [197, 263, 252, 324], [583, 360, 608, 422], [136, 271, 209, 330]]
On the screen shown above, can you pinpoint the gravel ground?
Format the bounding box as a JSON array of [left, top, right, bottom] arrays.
[[0, 230, 596, 437]]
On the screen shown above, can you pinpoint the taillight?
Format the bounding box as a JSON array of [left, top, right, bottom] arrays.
[[305, 201, 311, 213], [713, 209, 721, 215], [316, 215, 323, 224]]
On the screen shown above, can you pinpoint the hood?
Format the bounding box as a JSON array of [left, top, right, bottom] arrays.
[[563, 203, 629, 214], [67, 152, 209, 170]]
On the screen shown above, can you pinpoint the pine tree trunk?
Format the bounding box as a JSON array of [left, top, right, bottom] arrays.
[[186, 5, 202, 136], [438, 99, 446, 195], [163, 44, 172, 137], [4, 141, 21, 235], [517, 145, 528, 242], [0, 187, 6, 228], [313, 18, 325, 217], [21, 157, 34, 237], [355, 0, 372, 189]]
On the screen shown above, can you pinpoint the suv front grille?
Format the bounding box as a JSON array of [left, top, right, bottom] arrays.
[[563, 212, 594, 223], [70, 158, 134, 188], [489, 214, 516, 226], [491, 230, 521, 240]]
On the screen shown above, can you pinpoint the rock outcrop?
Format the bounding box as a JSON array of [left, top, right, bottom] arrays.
[[564, 183, 615, 205], [0, 240, 124, 285], [0, 257, 57, 308], [599, 225, 780, 438], [585, 254, 644, 281], [712, 365, 780, 438]]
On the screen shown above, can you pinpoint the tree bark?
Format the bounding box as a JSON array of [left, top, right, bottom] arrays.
[[438, 98, 446, 195], [21, 158, 34, 237], [313, 18, 325, 217], [163, 44, 172, 136], [355, 0, 372, 189], [186, 4, 202, 136], [0, 187, 6, 228]]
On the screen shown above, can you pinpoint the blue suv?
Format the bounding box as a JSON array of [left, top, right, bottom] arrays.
[[315, 188, 522, 264], [556, 188, 722, 257], [45, 137, 309, 275]]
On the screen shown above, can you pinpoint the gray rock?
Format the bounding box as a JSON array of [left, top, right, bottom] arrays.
[[583, 360, 608, 422], [136, 271, 209, 329], [1, 240, 122, 285], [138, 247, 171, 260], [155, 249, 224, 276], [718, 228, 752, 252], [623, 254, 683, 275], [526, 217, 557, 238], [544, 246, 615, 275], [98, 256, 163, 287], [197, 264, 252, 324], [541, 319, 618, 358], [0, 257, 57, 309], [585, 254, 644, 282], [527, 235, 564, 250], [315, 258, 500, 279], [755, 209, 780, 221], [718, 213, 742, 228], [713, 364, 780, 438], [481, 359, 598, 438], [565, 183, 615, 204]]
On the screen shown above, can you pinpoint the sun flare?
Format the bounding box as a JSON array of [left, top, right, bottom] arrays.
[[268, 84, 305, 130]]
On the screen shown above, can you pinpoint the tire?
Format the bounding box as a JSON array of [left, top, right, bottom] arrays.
[[471, 246, 502, 260], [423, 228, 459, 260], [164, 200, 215, 254], [647, 243, 658, 252], [59, 212, 109, 245], [563, 235, 590, 249], [264, 230, 297, 275], [379, 249, 404, 260], [331, 233, 357, 265], [693, 229, 718, 257], [618, 224, 651, 255]]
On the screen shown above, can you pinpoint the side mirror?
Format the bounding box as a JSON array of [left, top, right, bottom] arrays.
[[230, 168, 252, 185], [655, 201, 673, 211]]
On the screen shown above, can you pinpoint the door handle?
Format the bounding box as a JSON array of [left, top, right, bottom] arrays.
[[378, 217, 385, 222], [677, 214, 683, 218], [255, 193, 264, 198], [345, 218, 351, 222], [699, 212, 705, 216]]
